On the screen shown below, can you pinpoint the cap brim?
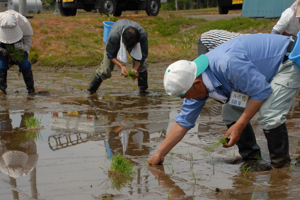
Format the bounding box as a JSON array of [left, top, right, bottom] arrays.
[[193, 54, 209, 77]]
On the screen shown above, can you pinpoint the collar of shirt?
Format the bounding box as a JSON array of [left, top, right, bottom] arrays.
[[202, 70, 228, 102], [204, 67, 230, 98]]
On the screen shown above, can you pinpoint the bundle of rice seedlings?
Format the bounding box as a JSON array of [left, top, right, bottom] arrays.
[[108, 153, 135, 175], [6, 45, 25, 63]]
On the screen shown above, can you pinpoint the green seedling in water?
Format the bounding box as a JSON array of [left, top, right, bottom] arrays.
[[6, 45, 25, 63], [290, 161, 297, 171], [241, 163, 251, 178], [204, 137, 229, 157], [190, 170, 201, 184], [108, 153, 135, 175], [99, 154, 135, 191], [188, 151, 194, 161], [251, 184, 263, 200], [24, 116, 41, 129], [167, 189, 173, 200]]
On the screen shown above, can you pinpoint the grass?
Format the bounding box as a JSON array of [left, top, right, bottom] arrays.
[[24, 116, 42, 129], [27, 9, 277, 67]]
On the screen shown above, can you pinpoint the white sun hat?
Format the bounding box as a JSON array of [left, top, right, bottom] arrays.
[[0, 150, 39, 179], [0, 12, 23, 44], [163, 54, 209, 97]]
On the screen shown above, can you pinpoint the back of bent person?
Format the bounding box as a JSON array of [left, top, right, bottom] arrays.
[[87, 19, 149, 95], [148, 33, 300, 169]]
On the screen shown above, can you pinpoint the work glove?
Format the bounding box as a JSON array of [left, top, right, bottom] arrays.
[[0, 47, 10, 57]]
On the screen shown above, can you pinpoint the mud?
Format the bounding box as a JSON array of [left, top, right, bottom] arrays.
[[1, 9, 300, 200], [0, 62, 300, 200]]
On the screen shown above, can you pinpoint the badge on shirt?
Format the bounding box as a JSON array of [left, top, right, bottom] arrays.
[[229, 90, 249, 108]]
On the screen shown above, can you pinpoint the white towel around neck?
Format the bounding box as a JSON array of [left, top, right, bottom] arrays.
[[117, 34, 142, 63]]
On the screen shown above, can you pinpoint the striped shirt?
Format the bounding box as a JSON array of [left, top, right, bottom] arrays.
[[200, 30, 244, 51]]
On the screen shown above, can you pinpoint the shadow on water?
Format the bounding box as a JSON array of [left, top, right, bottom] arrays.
[[0, 94, 300, 199]]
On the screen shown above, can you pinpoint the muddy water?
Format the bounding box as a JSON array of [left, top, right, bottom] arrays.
[[0, 66, 300, 200]]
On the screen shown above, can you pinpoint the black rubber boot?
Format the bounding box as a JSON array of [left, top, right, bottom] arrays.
[[87, 74, 102, 94], [227, 122, 261, 160], [263, 123, 291, 168], [138, 70, 148, 94], [0, 70, 7, 94], [22, 70, 35, 94]]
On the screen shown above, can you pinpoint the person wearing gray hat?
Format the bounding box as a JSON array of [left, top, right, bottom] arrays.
[[0, 10, 34, 94], [148, 33, 300, 169]]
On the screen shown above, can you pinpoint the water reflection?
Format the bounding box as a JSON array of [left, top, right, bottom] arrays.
[[0, 110, 39, 199]]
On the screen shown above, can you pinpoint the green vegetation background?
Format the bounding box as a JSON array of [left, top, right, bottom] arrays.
[[29, 9, 277, 67]]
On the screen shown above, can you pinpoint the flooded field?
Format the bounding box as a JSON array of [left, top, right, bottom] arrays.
[[1, 63, 300, 200]]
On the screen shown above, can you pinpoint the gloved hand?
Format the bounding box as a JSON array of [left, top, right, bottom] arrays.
[[0, 47, 10, 57]]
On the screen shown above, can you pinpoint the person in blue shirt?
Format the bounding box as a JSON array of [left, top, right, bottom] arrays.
[[148, 33, 300, 169]]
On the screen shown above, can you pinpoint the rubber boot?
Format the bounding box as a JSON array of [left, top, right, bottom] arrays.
[[138, 70, 148, 94], [227, 122, 261, 160], [87, 74, 102, 94], [263, 123, 291, 168], [0, 70, 7, 94], [22, 70, 35, 94]]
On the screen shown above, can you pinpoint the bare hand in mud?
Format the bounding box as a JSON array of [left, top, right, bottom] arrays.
[[148, 154, 164, 165], [223, 124, 243, 148]]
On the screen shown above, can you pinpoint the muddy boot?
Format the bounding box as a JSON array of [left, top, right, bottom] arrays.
[[138, 70, 148, 94], [227, 122, 261, 160], [87, 74, 102, 94], [0, 70, 7, 94], [22, 70, 35, 94], [263, 123, 291, 168]]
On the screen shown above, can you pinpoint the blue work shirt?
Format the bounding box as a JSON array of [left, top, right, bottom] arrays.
[[175, 34, 291, 129]]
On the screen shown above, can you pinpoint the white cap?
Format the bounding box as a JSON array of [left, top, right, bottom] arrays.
[[163, 54, 209, 97], [0, 150, 39, 178], [0, 12, 23, 44]]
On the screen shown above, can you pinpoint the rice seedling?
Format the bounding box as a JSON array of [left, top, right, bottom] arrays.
[[190, 170, 201, 184], [167, 189, 173, 200], [24, 116, 42, 129], [188, 151, 194, 162], [241, 163, 251, 178], [108, 153, 135, 175], [6, 45, 25, 63], [290, 161, 297, 171], [251, 184, 263, 200], [98, 154, 135, 191], [166, 164, 174, 175], [125, 71, 138, 80], [204, 137, 229, 157]]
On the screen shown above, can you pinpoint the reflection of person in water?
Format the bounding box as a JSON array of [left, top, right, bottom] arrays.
[[148, 165, 189, 199], [0, 110, 39, 199], [87, 95, 153, 158], [106, 124, 150, 158]]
